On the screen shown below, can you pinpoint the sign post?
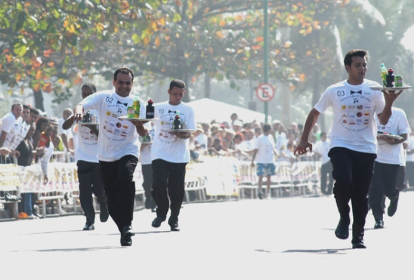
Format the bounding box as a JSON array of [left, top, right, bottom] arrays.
[[264, 0, 269, 122]]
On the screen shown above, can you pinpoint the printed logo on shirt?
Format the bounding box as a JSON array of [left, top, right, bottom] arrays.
[[337, 93, 375, 132], [337, 90, 345, 97]]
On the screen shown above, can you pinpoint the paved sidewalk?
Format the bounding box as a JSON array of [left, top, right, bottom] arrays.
[[2, 192, 414, 280]]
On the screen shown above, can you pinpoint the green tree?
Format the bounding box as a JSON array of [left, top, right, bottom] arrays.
[[0, 0, 162, 110]]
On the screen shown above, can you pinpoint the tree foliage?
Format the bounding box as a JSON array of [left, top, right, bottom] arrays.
[[0, 0, 163, 109]]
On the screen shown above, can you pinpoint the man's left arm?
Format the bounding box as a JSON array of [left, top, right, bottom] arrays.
[[378, 91, 402, 125], [133, 121, 148, 137]]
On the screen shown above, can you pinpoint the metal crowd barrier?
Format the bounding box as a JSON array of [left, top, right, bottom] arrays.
[[1, 152, 323, 220]]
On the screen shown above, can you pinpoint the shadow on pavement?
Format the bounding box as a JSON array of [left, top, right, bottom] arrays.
[[282, 248, 351, 254], [255, 248, 351, 254], [13, 246, 121, 252]]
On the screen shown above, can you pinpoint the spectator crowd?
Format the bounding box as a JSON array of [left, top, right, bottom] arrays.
[[2, 102, 414, 219]]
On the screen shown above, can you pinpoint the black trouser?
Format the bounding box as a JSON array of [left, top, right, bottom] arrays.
[[141, 164, 156, 209], [99, 155, 138, 233], [406, 162, 414, 187], [320, 161, 334, 195], [368, 161, 400, 221], [396, 165, 407, 191], [329, 147, 376, 242], [151, 159, 187, 222], [77, 160, 107, 225]]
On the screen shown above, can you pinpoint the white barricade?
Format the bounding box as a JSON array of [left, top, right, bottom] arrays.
[[1, 152, 323, 219]]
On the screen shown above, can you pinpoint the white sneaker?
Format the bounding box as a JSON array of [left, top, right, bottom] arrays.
[[266, 194, 271, 200]]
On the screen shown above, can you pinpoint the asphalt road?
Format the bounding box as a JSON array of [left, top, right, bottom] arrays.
[[2, 192, 414, 280]]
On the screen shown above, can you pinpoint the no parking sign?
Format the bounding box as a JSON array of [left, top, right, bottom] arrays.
[[256, 83, 275, 102]]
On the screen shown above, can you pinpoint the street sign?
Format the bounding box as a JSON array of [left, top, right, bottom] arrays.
[[256, 83, 275, 102]]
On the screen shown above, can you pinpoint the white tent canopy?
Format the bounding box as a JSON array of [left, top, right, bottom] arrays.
[[188, 98, 271, 124]]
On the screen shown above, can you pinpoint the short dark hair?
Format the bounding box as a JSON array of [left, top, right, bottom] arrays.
[[262, 124, 271, 133], [169, 79, 185, 91], [344, 49, 367, 67], [114, 67, 134, 81], [30, 107, 39, 115], [11, 103, 22, 110], [81, 83, 97, 93], [23, 104, 30, 110]]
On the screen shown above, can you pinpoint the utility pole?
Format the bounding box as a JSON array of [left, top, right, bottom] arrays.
[[264, 0, 269, 123]]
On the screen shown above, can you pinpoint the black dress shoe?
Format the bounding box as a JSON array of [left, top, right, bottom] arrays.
[[169, 222, 180, 231], [152, 217, 165, 228], [83, 223, 95, 230], [100, 203, 109, 223], [120, 234, 132, 246], [388, 194, 399, 217], [374, 220, 384, 229], [335, 218, 350, 240], [123, 225, 135, 236], [120, 225, 134, 246], [352, 240, 366, 249]]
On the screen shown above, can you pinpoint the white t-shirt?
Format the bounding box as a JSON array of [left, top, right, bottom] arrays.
[[276, 132, 287, 153], [314, 79, 385, 154], [0, 112, 19, 149], [58, 118, 73, 152], [406, 135, 414, 163], [151, 101, 196, 163], [313, 139, 331, 165], [40, 141, 54, 176], [195, 133, 207, 148], [139, 126, 154, 165], [74, 109, 99, 163], [80, 90, 146, 162], [254, 134, 276, 164], [9, 118, 29, 150], [375, 107, 410, 165]]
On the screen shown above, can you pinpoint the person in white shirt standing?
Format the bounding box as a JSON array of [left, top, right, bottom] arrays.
[[63, 83, 109, 231], [369, 107, 410, 229], [0, 103, 23, 163], [58, 108, 74, 160], [313, 132, 334, 195], [295, 49, 401, 249], [139, 124, 156, 212], [251, 124, 277, 200], [151, 79, 196, 231], [73, 67, 148, 246]]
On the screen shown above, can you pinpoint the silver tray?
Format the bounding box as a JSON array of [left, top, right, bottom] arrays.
[[166, 129, 196, 133], [79, 122, 99, 125], [118, 117, 159, 121], [377, 133, 403, 140], [370, 86, 411, 91]]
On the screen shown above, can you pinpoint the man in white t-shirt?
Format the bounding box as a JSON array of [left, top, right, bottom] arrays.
[[58, 108, 74, 158], [73, 67, 148, 246], [313, 132, 333, 195], [151, 79, 196, 231], [369, 107, 410, 229], [295, 49, 401, 249], [63, 83, 109, 231], [8, 105, 31, 154], [0, 103, 23, 162], [251, 124, 277, 200], [193, 124, 207, 149]]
